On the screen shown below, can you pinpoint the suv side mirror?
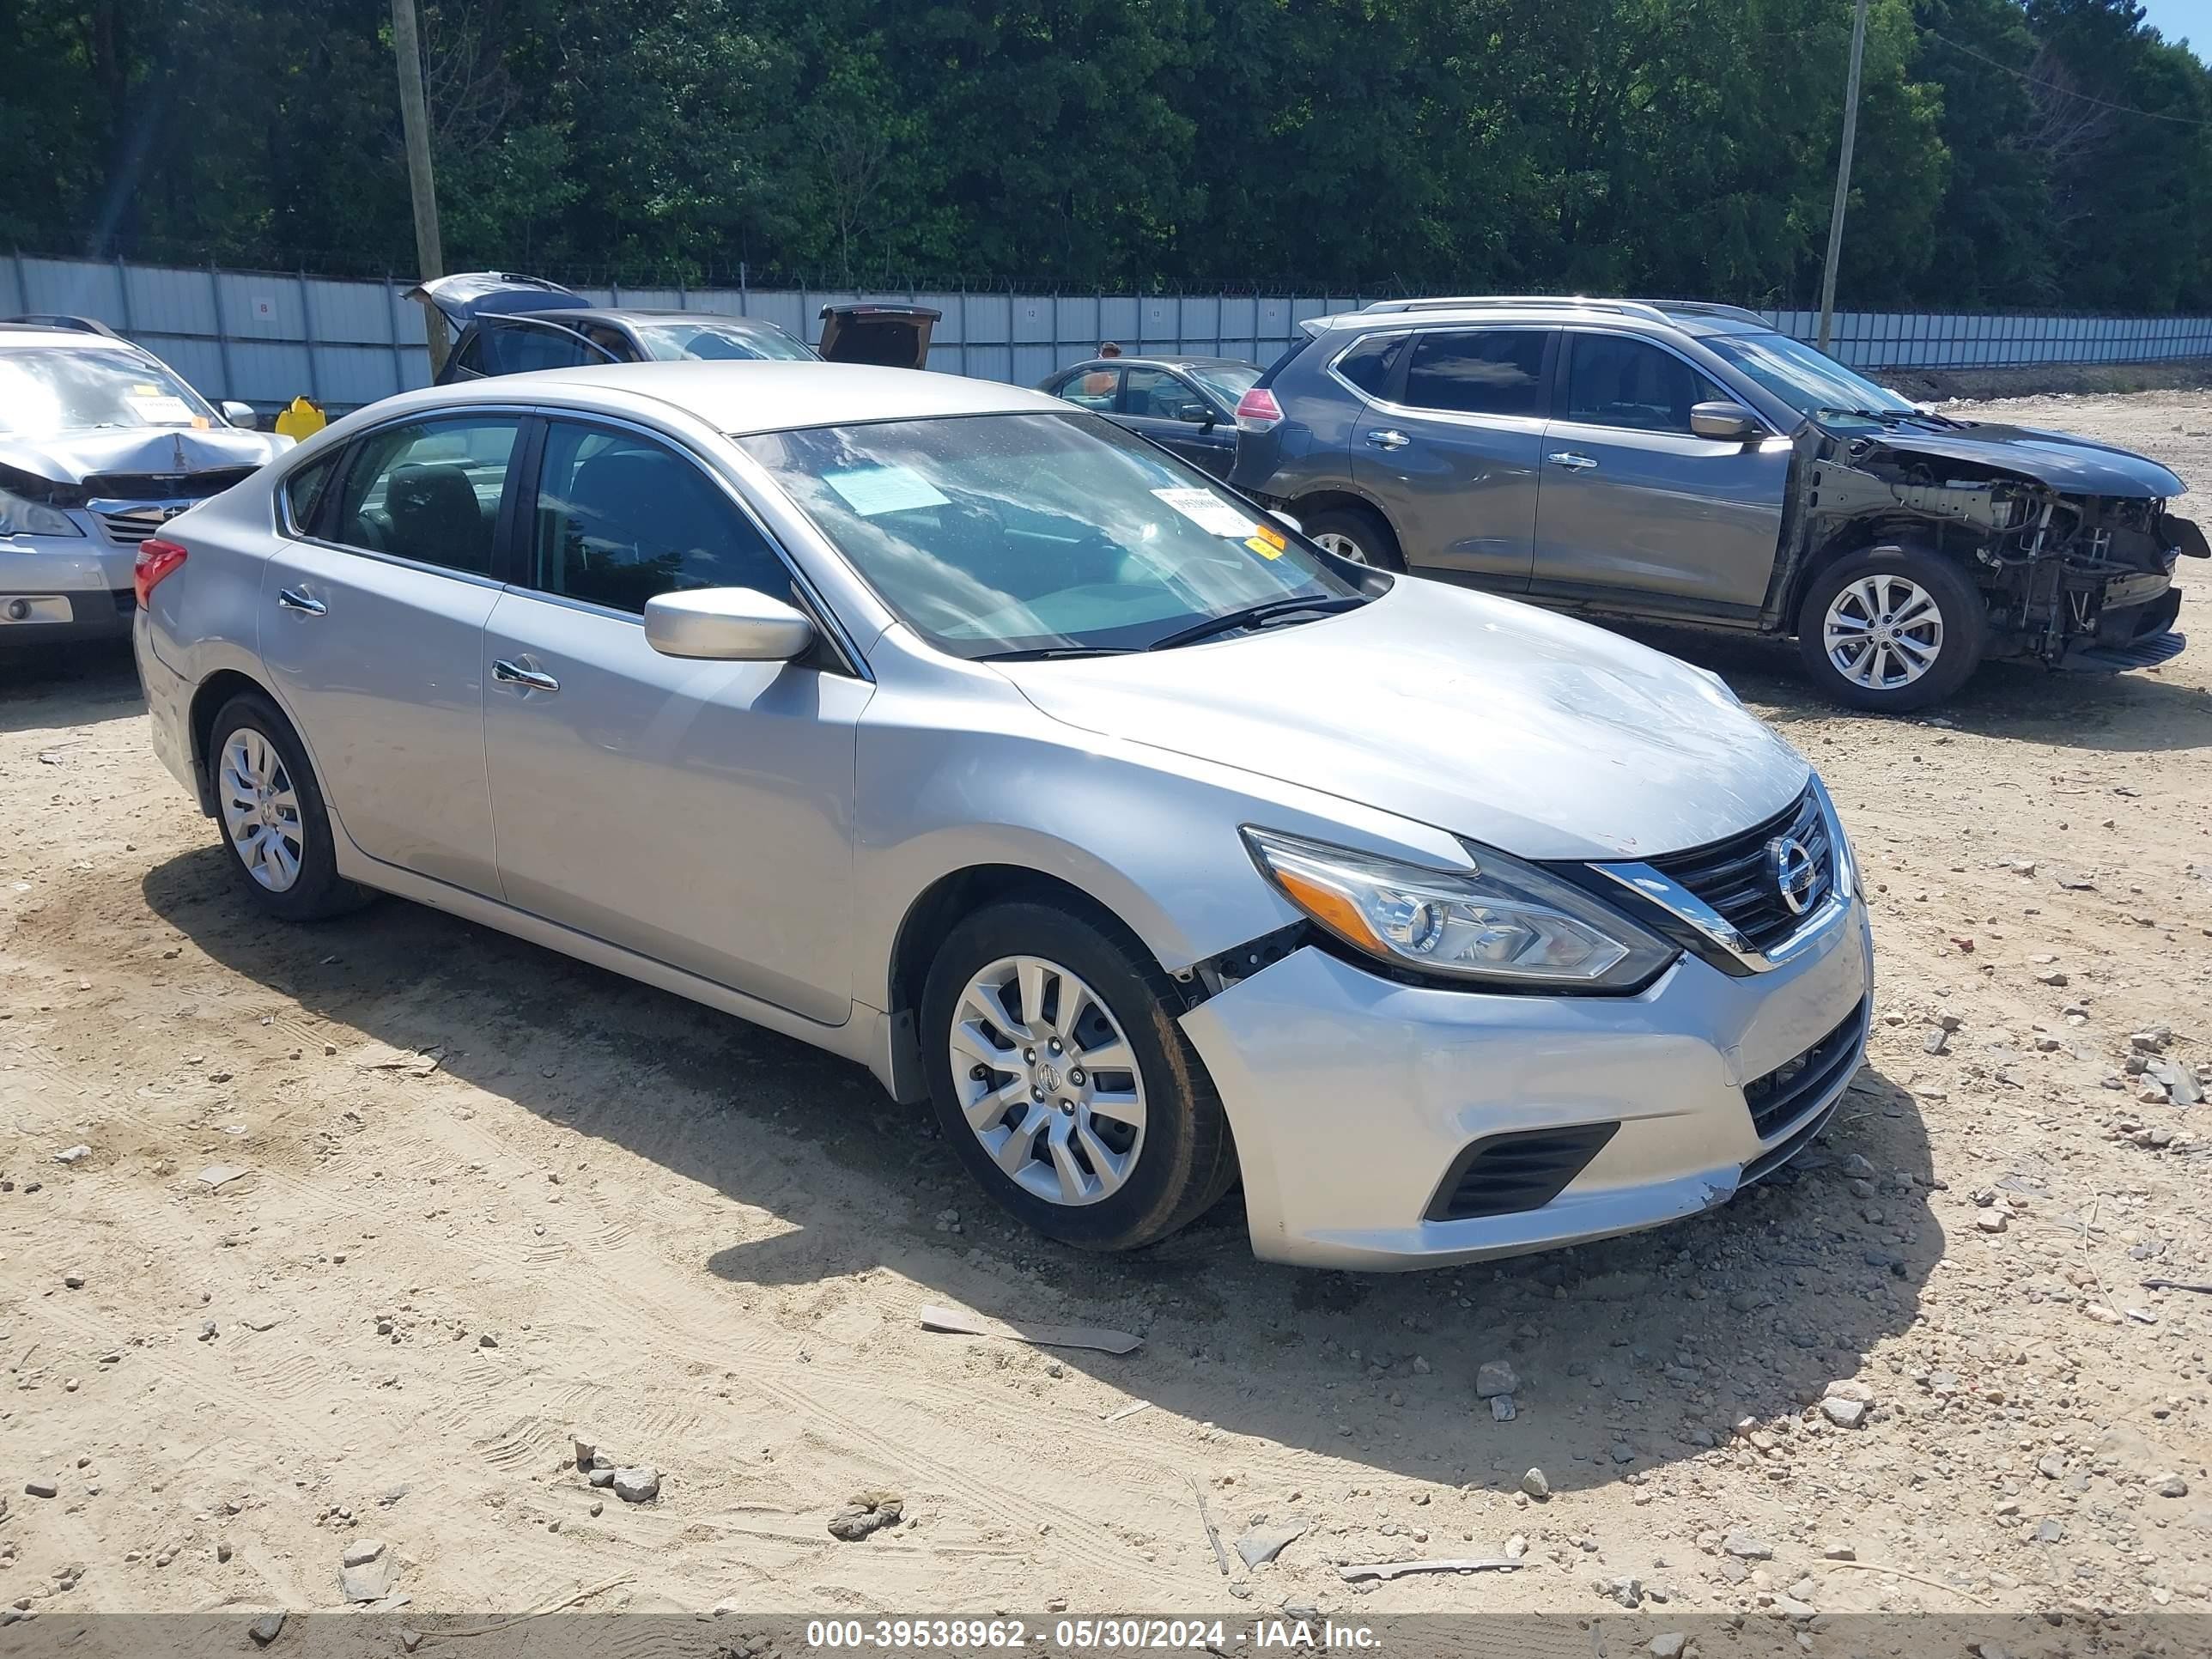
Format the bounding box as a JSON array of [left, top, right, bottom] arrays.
[[220, 400, 258, 429], [1690, 401, 1761, 442], [644, 587, 816, 661]]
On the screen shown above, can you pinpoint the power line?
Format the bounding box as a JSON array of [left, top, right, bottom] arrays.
[[1925, 30, 2209, 126]]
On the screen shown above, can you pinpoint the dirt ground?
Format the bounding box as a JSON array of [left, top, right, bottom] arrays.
[[3, 391, 2211, 1631]]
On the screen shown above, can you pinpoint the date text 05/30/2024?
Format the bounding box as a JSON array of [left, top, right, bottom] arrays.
[[803, 1619, 1381, 1650]]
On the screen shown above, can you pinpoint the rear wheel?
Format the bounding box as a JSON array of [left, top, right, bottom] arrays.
[[1796, 544, 1985, 712], [1301, 503, 1404, 572], [921, 901, 1234, 1252], [206, 692, 368, 921]]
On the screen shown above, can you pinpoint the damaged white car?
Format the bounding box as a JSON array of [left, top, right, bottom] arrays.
[[1, 318, 289, 646]]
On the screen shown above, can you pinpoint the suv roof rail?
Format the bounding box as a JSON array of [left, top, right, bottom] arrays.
[[1650, 300, 1773, 326], [1, 313, 123, 337], [1359, 295, 1675, 325]]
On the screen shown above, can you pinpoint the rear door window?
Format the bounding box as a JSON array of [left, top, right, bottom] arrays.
[[1402, 330, 1550, 418], [479, 320, 599, 374], [329, 417, 521, 574], [1564, 334, 1727, 434], [1054, 365, 1120, 412]]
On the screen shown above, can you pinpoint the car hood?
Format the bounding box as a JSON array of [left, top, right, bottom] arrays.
[[0, 425, 290, 488], [1867, 421, 2185, 497], [997, 582, 1811, 862]]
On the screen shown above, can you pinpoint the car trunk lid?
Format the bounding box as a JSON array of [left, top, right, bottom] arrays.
[[407, 271, 589, 331], [817, 304, 940, 370]]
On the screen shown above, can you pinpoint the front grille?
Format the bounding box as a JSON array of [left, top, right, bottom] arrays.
[[1649, 785, 1832, 951], [92, 501, 192, 544], [1741, 999, 1869, 1142], [1425, 1122, 1620, 1222]]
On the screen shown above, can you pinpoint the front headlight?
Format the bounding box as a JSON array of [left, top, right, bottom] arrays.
[[1243, 826, 1678, 991], [0, 486, 83, 539]]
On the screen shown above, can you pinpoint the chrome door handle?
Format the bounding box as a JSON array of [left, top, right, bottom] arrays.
[[276, 588, 326, 616], [1547, 451, 1599, 471], [492, 659, 559, 694], [1365, 428, 1410, 451]]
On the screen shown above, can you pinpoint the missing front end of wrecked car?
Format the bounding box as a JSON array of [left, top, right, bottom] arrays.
[[1771, 428, 2205, 671]]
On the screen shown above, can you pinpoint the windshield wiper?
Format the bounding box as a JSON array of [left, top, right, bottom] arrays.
[[1144, 594, 1365, 653], [974, 645, 1136, 662], [1820, 404, 1960, 430]]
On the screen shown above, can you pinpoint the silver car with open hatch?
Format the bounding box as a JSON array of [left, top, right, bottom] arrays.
[[133, 360, 1871, 1268]]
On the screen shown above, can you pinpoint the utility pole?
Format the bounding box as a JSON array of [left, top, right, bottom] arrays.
[[1816, 0, 1869, 355], [391, 0, 449, 374]]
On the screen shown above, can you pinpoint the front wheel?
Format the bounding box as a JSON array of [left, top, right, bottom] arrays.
[[921, 901, 1235, 1252], [1796, 544, 1986, 712]]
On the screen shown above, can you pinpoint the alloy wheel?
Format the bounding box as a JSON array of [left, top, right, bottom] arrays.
[[217, 728, 306, 892], [947, 954, 1147, 1206], [1313, 531, 1369, 565], [1823, 573, 1943, 691]]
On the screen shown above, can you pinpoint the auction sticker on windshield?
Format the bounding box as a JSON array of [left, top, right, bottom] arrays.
[[823, 464, 952, 517], [125, 393, 196, 425], [1152, 487, 1256, 540]]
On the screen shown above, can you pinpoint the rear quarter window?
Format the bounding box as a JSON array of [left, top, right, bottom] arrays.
[[281, 451, 342, 534], [1332, 332, 1407, 398]]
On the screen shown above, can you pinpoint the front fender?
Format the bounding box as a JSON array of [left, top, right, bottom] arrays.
[[848, 686, 1469, 1014]]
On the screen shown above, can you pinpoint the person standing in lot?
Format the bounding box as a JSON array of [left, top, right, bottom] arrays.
[[1081, 343, 1121, 398]]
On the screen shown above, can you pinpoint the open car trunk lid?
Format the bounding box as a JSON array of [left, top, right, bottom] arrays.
[[817, 303, 940, 370], [406, 272, 588, 331]]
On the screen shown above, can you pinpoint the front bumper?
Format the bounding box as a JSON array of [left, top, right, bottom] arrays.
[[1179, 895, 1872, 1269], [1, 536, 137, 644]]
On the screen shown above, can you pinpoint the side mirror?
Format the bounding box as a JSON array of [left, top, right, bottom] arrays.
[[220, 400, 258, 429], [1268, 509, 1304, 535], [1689, 401, 1761, 442], [643, 587, 816, 662], [1179, 404, 1216, 428]]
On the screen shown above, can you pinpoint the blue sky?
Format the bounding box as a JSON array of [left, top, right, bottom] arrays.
[[2139, 0, 2212, 60]]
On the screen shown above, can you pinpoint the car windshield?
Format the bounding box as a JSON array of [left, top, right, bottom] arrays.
[[1185, 363, 1260, 407], [1704, 332, 1919, 429], [0, 347, 218, 439], [739, 411, 1366, 659], [632, 320, 815, 362]]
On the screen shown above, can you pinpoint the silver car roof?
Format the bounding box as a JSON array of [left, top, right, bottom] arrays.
[[433, 359, 1061, 434]]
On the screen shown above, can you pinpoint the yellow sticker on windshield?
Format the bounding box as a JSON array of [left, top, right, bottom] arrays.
[[1244, 534, 1284, 560]]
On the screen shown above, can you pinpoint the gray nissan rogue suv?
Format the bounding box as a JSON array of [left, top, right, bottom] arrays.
[[1229, 297, 2203, 711]]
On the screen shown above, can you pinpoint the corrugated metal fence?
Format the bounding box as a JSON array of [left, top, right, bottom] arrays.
[[9, 252, 2212, 416]]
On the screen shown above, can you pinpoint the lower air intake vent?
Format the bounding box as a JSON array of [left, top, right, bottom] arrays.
[[1425, 1122, 1620, 1223]]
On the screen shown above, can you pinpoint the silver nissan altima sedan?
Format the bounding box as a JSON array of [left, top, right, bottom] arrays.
[[132, 361, 1871, 1269]]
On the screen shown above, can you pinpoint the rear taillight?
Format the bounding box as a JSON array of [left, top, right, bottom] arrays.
[[135, 538, 188, 608], [1234, 386, 1285, 432]]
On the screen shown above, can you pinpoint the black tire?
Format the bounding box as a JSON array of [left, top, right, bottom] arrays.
[[921, 900, 1236, 1253], [1796, 543, 1986, 713], [1301, 502, 1405, 572], [204, 692, 369, 921]]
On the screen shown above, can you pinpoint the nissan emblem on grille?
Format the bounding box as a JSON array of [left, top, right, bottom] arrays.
[[1766, 834, 1819, 916]]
